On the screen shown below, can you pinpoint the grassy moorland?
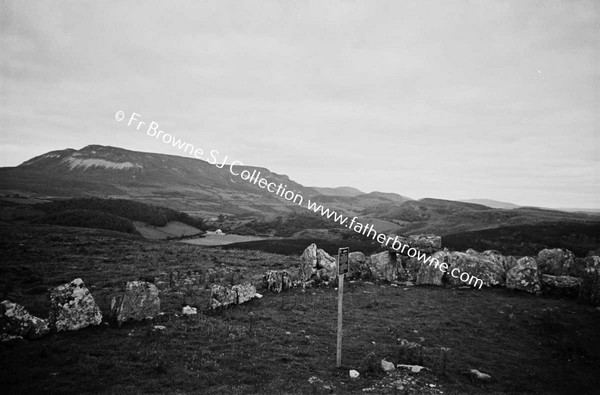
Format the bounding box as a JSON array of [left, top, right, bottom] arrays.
[[1, 224, 600, 394]]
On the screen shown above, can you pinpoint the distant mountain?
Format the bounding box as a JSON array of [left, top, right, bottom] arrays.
[[363, 191, 412, 204], [459, 199, 520, 210], [2, 145, 599, 238], [362, 198, 600, 236], [310, 186, 364, 197], [0, 145, 318, 217]]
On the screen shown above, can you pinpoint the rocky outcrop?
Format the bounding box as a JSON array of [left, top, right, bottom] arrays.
[[541, 275, 582, 297], [407, 234, 442, 254], [537, 248, 575, 276], [369, 251, 405, 282], [109, 281, 160, 325], [49, 278, 102, 332], [347, 251, 371, 279], [209, 283, 257, 309], [263, 270, 294, 293], [506, 257, 541, 295], [579, 256, 600, 306], [0, 300, 50, 340]]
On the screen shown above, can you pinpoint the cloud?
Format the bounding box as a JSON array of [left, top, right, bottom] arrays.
[[0, 0, 598, 208]]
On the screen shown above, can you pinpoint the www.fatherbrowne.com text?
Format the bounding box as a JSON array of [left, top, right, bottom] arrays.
[[116, 111, 484, 289]]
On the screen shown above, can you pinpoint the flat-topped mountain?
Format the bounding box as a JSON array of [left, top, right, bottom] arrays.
[[1, 145, 317, 217]]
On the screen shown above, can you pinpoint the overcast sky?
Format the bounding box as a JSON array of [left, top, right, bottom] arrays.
[[1, 0, 598, 208]]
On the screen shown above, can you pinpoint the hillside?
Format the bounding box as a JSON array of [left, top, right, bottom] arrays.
[[1, 145, 598, 243], [458, 199, 520, 209], [0, 145, 317, 217], [310, 186, 365, 197]]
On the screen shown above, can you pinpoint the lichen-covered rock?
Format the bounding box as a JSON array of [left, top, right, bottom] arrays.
[[264, 270, 294, 293], [299, 244, 318, 281], [315, 248, 337, 282], [403, 256, 422, 281], [49, 278, 102, 332], [416, 256, 445, 286], [407, 234, 442, 254], [454, 250, 505, 287], [232, 283, 256, 304], [109, 281, 160, 325], [481, 250, 518, 272], [369, 251, 404, 282], [579, 256, 600, 306], [347, 251, 370, 279], [537, 248, 575, 276], [209, 284, 237, 309], [0, 300, 50, 339], [541, 275, 582, 297], [209, 283, 257, 308], [506, 257, 541, 295], [298, 244, 340, 284]]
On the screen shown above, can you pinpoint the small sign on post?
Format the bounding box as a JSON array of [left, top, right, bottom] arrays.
[[337, 247, 349, 367]]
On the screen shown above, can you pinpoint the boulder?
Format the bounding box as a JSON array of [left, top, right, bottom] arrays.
[[263, 270, 294, 293], [209, 284, 237, 309], [182, 306, 197, 316], [209, 283, 257, 309], [381, 359, 396, 372], [0, 300, 50, 339], [109, 281, 160, 325], [481, 250, 518, 272], [579, 256, 600, 306], [232, 283, 256, 304], [369, 251, 404, 282], [347, 251, 370, 280], [299, 244, 318, 281], [537, 248, 575, 275], [316, 248, 337, 282], [415, 251, 446, 286], [541, 275, 582, 297], [407, 234, 442, 254], [49, 278, 102, 332], [506, 257, 541, 295], [452, 250, 505, 287]]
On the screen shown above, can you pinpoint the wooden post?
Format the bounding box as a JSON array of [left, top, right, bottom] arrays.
[[336, 272, 344, 367]]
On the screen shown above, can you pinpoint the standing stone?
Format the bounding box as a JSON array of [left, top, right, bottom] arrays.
[[232, 283, 257, 304], [264, 270, 293, 293], [537, 248, 575, 276], [481, 250, 518, 272], [579, 256, 600, 306], [416, 251, 447, 286], [49, 278, 102, 332], [300, 244, 318, 281], [316, 248, 337, 282], [0, 300, 50, 339], [109, 281, 160, 325], [369, 251, 403, 282], [348, 251, 370, 280], [506, 257, 541, 295], [449, 251, 505, 287]]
